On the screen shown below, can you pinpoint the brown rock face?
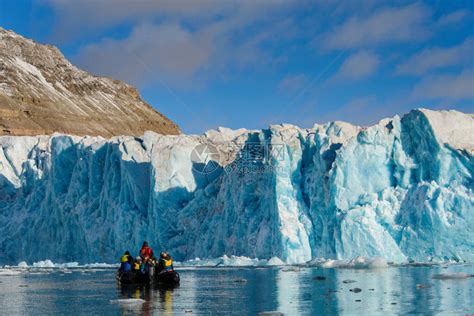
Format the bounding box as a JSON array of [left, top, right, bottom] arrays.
[[0, 28, 180, 137]]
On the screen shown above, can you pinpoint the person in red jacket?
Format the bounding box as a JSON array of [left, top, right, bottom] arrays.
[[139, 241, 154, 260]]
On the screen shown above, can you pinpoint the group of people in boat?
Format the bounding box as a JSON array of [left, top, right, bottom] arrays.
[[119, 241, 174, 277]]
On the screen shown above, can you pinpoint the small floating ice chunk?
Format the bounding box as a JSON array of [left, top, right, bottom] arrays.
[[350, 256, 388, 268], [432, 273, 471, 279], [367, 257, 388, 269], [281, 268, 301, 272], [234, 278, 248, 283], [110, 299, 146, 305], [343, 280, 357, 284], [179, 255, 267, 267], [321, 259, 340, 268], [309, 256, 389, 269], [84, 262, 118, 268], [266, 257, 285, 266], [0, 270, 24, 275], [17, 261, 28, 268], [259, 312, 284, 316], [11, 260, 117, 269], [220, 255, 263, 266], [32, 260, 55, 268]]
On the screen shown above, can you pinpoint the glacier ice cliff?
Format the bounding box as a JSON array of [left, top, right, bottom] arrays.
[[0, 109, 473, 264]]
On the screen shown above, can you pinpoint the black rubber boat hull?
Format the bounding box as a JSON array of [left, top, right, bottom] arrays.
[[155, 271, 180, 285], [116, 271, 153, 285]]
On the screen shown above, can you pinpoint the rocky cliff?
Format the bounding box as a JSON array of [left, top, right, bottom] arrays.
[[0, 28, 180, 137]]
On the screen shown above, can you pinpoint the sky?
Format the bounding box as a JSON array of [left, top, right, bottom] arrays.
[[0, 0, 473, 134]]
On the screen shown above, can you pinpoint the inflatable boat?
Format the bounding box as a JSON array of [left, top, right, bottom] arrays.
[[116, 269, 180, 286]]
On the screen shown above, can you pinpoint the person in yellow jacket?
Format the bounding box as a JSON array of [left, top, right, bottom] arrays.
[[120, 251, 131, 263], [133, 256, 142, 271], [156, 252, 174, 273], [119, 251, 132, 272]]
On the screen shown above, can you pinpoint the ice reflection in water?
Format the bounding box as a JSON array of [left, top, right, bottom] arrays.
[[277, 268, 302, 314], [334, 268, 402, 313], [0, 271, 27, 314], [0, 265, 472, 314]]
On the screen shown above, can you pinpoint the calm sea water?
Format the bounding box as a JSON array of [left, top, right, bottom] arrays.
[[0, 265, 472, 315]]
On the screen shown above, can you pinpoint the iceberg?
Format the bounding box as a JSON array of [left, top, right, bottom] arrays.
[[0, 109, 472, 264]]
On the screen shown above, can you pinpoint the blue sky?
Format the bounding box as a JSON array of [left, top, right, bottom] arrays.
[[1, 0, 473, 133]]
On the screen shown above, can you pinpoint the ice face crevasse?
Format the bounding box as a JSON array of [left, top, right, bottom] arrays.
[[0, 109, 472, 264]]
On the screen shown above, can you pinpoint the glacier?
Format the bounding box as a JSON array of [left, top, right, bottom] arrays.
[[0, 109, 473, 265]]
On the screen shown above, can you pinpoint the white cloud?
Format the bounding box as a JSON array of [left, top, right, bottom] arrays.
[[278, 74, 309, 93], [322, 3, 431, 50], [437, 9, 470, 27], [335, 50, 379, 79], [75, 23, 214, 85], [396, 38, 474, 76], [73, 5, 299, 87], [47, 0, 232, 41], [412, 70, 474, 100], [47, 0, 299, 42]]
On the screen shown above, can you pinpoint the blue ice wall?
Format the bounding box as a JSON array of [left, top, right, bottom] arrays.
[[0, 109, 472, 264]]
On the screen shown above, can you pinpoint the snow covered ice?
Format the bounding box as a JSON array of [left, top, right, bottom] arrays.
[[0, 109, 472, 265]]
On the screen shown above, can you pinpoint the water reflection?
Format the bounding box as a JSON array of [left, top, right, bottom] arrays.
[[0, 271, 28, 314], [0, 265, 472, 314], [157, 286, 174, 316], [116, 282, 180, 315], [276, 268, 302, 314], [110, 266, 474, 315], [333, 268, 402, 314]]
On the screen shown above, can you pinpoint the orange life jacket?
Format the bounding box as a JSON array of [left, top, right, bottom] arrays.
[[140, 246, 153, 259]]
